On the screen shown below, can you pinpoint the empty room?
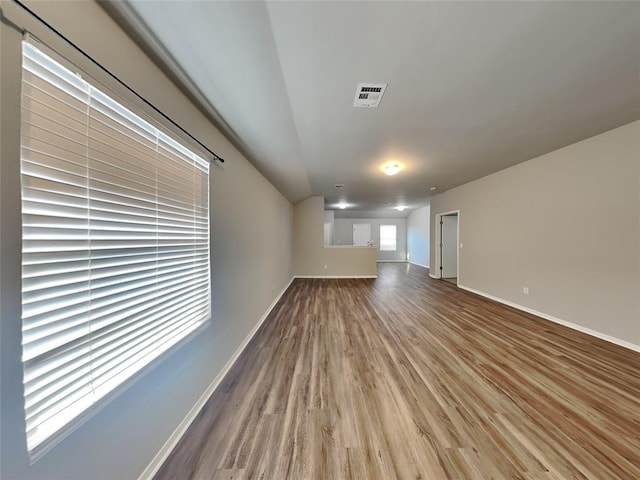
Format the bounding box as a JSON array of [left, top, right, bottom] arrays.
[[0, 1, 638, 479]]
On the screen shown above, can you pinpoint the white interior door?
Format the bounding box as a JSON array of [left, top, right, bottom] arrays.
[[441, 215, 458, 278], [323, 222, 332, 246], [353, 223, 371, 246]]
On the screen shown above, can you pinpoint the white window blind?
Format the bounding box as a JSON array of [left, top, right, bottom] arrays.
[[380, 225, 397, 251], [20, 41, 211, 458]]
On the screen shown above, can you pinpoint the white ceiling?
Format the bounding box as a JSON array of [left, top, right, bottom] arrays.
[[115, 1, 640, 216]]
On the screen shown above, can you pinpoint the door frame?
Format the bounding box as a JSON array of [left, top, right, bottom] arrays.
[[434, 210, 460, 283]]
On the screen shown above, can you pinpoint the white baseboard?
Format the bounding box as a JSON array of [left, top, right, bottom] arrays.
[[458, 284, 640, 354], [429, 273, 439, 279], [138, 276, 295, 480], [408, 261, 430, 269], [294, 275, 377, 279]]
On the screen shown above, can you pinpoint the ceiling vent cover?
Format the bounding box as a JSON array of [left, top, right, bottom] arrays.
[[353, 83, 387, 107]]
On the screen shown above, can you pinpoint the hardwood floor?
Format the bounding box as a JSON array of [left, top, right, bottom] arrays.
[[155, 263, 640, 480]]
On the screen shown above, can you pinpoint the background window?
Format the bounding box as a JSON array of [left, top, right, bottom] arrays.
[[380, 225, 397, 251], [20, 42, 211, 459]]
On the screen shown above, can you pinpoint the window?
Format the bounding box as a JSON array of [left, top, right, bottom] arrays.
[[380, 225, 397, 251], [20, 42, 211, 458]]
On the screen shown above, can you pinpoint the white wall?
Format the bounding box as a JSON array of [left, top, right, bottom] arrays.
[[407, 205, 430, 268], [334, 218, 407, 261], [430, 121, 640, 348], [1, 2, 293, 479]]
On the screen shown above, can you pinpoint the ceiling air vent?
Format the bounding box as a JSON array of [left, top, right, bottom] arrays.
[[353, 83, 387, 107]]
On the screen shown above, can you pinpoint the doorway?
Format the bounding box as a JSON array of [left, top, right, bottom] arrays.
[[324, 222, 332, 246], [435, 211, 459, 285], [353, 223, 372, 246]]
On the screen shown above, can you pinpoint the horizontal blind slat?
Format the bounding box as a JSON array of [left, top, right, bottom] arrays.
[[24, 298, 209, 414], [25, 289, 208, 414], [20, 42, 210, 456]]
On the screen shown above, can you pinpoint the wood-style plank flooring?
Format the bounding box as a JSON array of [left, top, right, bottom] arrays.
[[156, 263, 640, 480]]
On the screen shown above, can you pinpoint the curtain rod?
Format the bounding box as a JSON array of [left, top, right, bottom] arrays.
[[9, 0, 225, 164]]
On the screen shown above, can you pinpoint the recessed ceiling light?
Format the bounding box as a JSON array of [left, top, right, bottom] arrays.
[[396, 206, 407, 212], [384, 163, 401, 176], [337, 203, 348, 209], [429, 186, 438, 191]]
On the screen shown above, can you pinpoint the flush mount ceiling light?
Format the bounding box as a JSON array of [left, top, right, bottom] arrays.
[[337, 202, 348, 209], [430, 186, 438, 191], [383, 163, 401, 176], [395, 206, 407, 212]]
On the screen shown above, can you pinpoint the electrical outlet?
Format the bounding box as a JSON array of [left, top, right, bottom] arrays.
[[523, 287, 529, 294]]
